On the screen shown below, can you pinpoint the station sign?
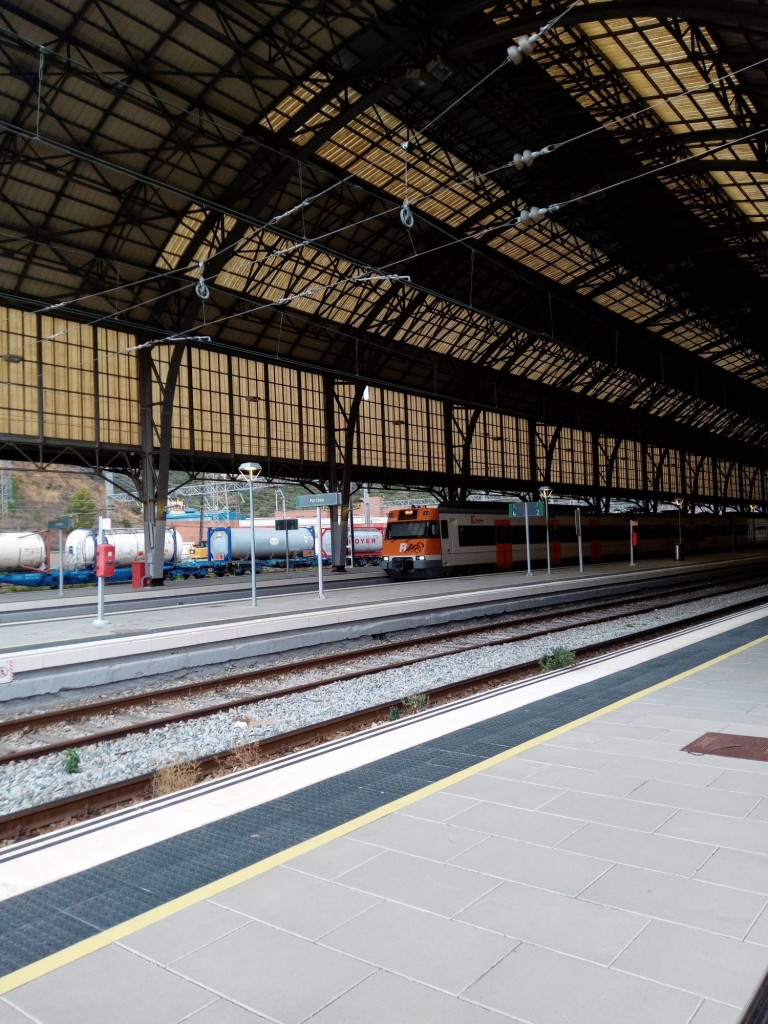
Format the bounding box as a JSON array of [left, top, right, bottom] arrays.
[[295, 492, 342, 509], [48, 518, 75, 530], [509, 502, 544, 517]]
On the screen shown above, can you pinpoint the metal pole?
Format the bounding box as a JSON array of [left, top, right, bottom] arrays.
[[678, 508, 682, 547], [316, 506, 325, 599], [92, 517, 109, 626], [524, 505, 532, 575], [544, 497, 551, 575], [58, 528, 64, 596], [279, 489, 289, 574], [249, 479, 256, 606], [630, 519, 635, 566]]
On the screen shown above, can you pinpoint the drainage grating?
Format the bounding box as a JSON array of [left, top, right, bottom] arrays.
[[684, 732, 768, 762]]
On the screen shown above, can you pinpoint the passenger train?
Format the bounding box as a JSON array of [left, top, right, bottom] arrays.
[[381, 502, 768, 579]]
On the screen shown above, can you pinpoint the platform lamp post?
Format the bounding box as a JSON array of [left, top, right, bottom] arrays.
[[672, 497, 683, 558], [238, 461, 262, 606], [539, 486, 552, 575]]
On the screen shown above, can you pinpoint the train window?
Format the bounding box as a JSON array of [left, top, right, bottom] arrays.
[[386, 522, 429, 539], [457, 524, 497, 547], [441, 520, 449, 539]]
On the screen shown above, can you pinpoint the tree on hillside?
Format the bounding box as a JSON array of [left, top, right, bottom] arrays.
[[67, 488, 97, 527]]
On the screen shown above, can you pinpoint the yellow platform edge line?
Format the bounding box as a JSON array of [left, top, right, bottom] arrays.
[[1, 630, 765, 995]]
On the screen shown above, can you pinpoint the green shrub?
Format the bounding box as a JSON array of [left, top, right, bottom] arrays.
[[63, 748, 81, 773], [388, 706, 400, 721], [539, 647, 577, 672], [403, 692, 429, 713]]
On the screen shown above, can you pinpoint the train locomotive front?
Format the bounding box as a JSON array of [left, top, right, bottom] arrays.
[[381, 506, 443, 578]]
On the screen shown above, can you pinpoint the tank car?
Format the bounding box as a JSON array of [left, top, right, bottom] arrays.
[[207, 526, 314, 573], [63, 528, 182, 571], [320, 527, 384, 563], [0, 532, 47, 573]]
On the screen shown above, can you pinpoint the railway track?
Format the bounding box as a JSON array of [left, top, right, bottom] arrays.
[[0, 573, 758, 764], [1, 574, 766, 842]]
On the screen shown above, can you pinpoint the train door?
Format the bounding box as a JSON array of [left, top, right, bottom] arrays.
[[588, 519, 603, 562], [494, 519, 513, 570], [440, 517, 458, 570], [549, 518, 562, 566]]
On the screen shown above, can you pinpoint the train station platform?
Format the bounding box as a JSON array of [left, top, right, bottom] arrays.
[[0, 607, 767, 1022], [1, 550, 766, 701]]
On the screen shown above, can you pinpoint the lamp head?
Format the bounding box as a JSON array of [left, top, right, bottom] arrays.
[[539, 486, 552, 500], [238, 461, 262, 480], [672, 497, 683, 509]]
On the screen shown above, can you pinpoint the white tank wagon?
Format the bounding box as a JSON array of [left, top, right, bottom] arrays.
[[208, 527, 314, 563], [320, 527, 383, 557], [0, 532, 47, 572], [63, 528, 182, 570]]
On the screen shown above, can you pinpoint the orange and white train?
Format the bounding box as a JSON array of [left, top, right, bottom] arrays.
[[381, 502, 767, 579]]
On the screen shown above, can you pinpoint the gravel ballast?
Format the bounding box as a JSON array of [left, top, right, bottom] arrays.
[[2, 587, 767, 816]]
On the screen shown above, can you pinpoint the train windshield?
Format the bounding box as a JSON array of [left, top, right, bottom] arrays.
[[386, 521, 432, 539]]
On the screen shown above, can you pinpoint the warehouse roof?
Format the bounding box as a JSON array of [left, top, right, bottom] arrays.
[[0, 0, 767, 463]]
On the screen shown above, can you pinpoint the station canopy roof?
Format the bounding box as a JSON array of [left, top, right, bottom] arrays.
[[1, 0, 767, 464]]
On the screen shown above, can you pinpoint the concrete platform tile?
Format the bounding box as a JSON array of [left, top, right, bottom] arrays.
[[453, 833, 610, 895], [631, 710, 731, 730], [349, 811, 486, 861], [524, 762, 644, 798], [710, 770, 768, 797], [746, 905, 768, 946], [748, 798, 768, 823], [285, 836, 383, 881], [184, 1000, 274, 1024], [335, 848, 502, 916], [722, 720, 768, 736], [600, 754, 726, 787], [539, 789, 676, 831], [463, 941, 700, 1024], [586, 736, 691, 761], [304, 968, 512, 1023], [447, 774, 563, 810], [659, 807, 768, 856], [511, 743, 620, 771], [0, 1002, 49, 1023], [456, 877, 648, 964], [628, 778, 760, 818], [120, 900, 250, 964], [569, 720, 669, 741], [473, 756, 547, 781], [690, 1000, 747, 1024], [320, 900, 515, 995], [397, 791, 480, 823], [210, 865, 380, 940], [5, 945, 215, 1024], [579, 863, 767, 937], [538, 730, 602, 749], [446, 800, 583, 848], [694, 755, 768, 777], [694, 847, 768, 893], [173, 919, 374, 1024], [558, 821, 715, 876], [613, 918, 768, 1006], [642, 693, 758, 714]]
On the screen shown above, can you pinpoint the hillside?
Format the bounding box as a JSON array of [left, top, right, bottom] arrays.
[[0, 464, 141, 533], [0, 462, 437, 536]]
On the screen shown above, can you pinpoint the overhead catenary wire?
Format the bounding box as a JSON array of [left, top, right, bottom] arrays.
[[1, 10, 764, 368]]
